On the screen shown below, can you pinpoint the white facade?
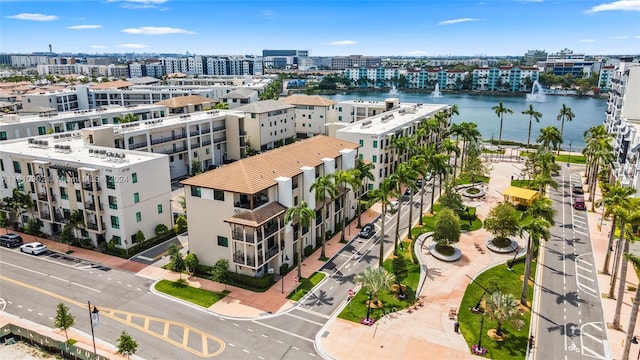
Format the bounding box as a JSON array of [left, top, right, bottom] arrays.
[[235, 100, 295, 151], [181, 135, 358, 273], [278, 95, 338, 137], [0, 131, 171, 250]]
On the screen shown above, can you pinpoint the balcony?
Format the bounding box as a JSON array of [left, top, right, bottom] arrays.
[[202, 140, 212, 146], [150, 133, 187, 145], [129, 141, 148, 150], [40, 212, 51, 220], [213, 136, 226, 144], [191, 143, 201, 149], [239, 130, 247, 136], [201, 128, 211, 134], [38, 192, 48, 201], [190, 130, 200, 136], [212, 126, 225, 132], [265, 246, 279, 260], [84, 201, 103, 211], [83, 182, 101, 191], [54, 213, 64, 223]]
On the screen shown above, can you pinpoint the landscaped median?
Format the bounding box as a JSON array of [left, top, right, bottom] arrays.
[[287, 272, 326, 301], [155, 279, 228, 308]]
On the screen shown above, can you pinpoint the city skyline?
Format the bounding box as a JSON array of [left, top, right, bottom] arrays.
[[1, 0, 640, 57]]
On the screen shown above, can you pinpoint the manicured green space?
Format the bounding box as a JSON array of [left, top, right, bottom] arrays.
[[338, 243, 420, 323], [456, 174, 490, 185], [287, 272, 326, 301], [510, 180, 533, 189], [457, 259, 537, 359], [555, 154, 586, 164], [155, 280, 227, 308]]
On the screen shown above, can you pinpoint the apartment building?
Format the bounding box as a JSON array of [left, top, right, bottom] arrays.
[[235, 100, 295, 151], [604, 60, 640, 192], [219, 88, 259, 109], [154, 95, 218, 115], [331, 100, 450, 189], [278, 95, 338, 137], [472, 66, 540, 92], [22, 87, 90, 112], [0, 104, 167, 141], [100, 109, 247, 179], [0, 130, 171, 250], [343, 66, 400, 88], [598, 65, 615, 92], [331, 55, 382, 70], [335, 98, 391, 123], [180, 135, 359, 273]]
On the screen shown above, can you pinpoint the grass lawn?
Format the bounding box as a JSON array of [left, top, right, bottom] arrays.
[[555, 154, 586, 164], [510, 179, 534, 189], [155, 280, 227, 308], [338, 242, 420, 323], [457, 259, 537, 360], [287, 272, 326, 301], [456, 174, 490, 185]]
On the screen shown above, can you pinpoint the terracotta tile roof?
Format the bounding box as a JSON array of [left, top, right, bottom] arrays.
[[167, 72, 187, 78], [224, 202, 287, 227], [154, 95, 217, 108], [181, 135, 359, 194], [279, 95, 336, 107], [235, 99, 294, 114], [89, 80, 134, 90]]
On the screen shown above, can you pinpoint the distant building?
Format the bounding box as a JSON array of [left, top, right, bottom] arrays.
[[219, 88, 259, 109], [278, 95, 338, 137], [472, 66, 540, 92], [235, 100, 295, 151], [262, 50, 309, 70], [598, 65, 615, 92], [331, 55, 382, 70], [523, 50, 548, 66]]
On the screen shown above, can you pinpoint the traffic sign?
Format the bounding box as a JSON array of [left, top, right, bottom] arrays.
[[293, 275, 299, 283]]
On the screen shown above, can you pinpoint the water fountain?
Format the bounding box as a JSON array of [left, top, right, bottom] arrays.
[[389, 84, 398, 95], [526, 80, 546, 102], [431, 82, 442, 97]]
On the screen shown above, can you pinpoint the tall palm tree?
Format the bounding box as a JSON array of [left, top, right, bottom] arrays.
[[485, 291, 520, 336], [334, 169, 357, 242], [355, 159, 375, 228], [536, 126, 562, 153], [355, 266, 396, 320], [407, 157, 424, 238], [412, 154, 429, 225], [521, 104, 542, 151], [582, 125, 610, 185], [621, 253, 640, 360], [458, 122, 481, 173], [310, 174, 338, 259], [367, 178, 397, 267], [595, 182, 635, 274], [492, 102, 513, 147], [612, 215, 638, 329], [391, 163, 417, 255], [585, 137, 614, 207], [608, 203, 637, 300], [520, 216, 552, 305], [528, 150, 558, 197], [285, 201, 314, 279], [556, 104, 575, 155]]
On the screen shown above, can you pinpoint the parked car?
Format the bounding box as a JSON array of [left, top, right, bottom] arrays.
[[0, 233, 23, 248], [572, 184, 584, 194], [389, 200, 399, 213], [416, 178, 423, 188], [359, 223, 376, 239], [20, 242, 48, 255], [574, 197, 586, 210]]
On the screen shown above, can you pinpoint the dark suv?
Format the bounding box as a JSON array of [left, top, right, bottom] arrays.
[[572, 184, 584, 194], [0, 233, 24, 248], [359, 223, 376, 239]]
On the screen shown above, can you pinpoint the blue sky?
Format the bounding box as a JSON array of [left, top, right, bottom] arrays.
[[1, 0, 639, 56]]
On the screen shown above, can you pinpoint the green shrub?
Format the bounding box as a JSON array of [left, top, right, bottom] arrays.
[[279, 263, 289, 275], [304, 245, 313, 257], [225, 272, 274, 291]]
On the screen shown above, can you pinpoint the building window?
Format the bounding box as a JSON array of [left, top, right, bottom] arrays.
[[108, 195, 117, 209], [75, 190, 81, 201], [60, 187, 68, 200], [217, 236, 228, 247], [102, 118, 108, 124], [372, 155, 377, 163], [134, 192, 139, 203], [191, 186, 201, 197], [373, 140, 378, 148], [0, 159, 3, 171], [213, 190, 224, 201], [368, 184, 373, 191], [359, 140, 363, 146], [169, 155, 174, 162], [13, 161, 21, 173], [136, 212, 142, 222], [157, 204, 163, 214], [111, 235, 122, 245], [110, 215, 120, 229], [131, 173, 137, 183], [338, 107, 342, 112], [38, 126, 46, 135], [338, 116, 342, 121], [359, 154, 363, 160], [106, 175, 115, 189]]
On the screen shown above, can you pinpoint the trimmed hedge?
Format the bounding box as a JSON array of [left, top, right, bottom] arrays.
[[225, 272, 274, 291]]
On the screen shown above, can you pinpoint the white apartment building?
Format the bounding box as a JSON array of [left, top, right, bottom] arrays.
[[22, 87, 90, 112], [278, 95, 338, 137], [235, 100, 295, 151], [181, 135, 359, 273], [0, 130, 171, 250], [219, 88, 259, 109], [604, 61, 640, 192], [331, 100, 450, 189], [335, 98, 392, 123], [102, 109, 247, 179], [10, 55, 50, 67], [0, 104, 167, 141]]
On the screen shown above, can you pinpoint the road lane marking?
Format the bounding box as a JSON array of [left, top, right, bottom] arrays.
[[252, 320, 314, 343], [577, 273, 594, 282], [576, 265, 592, 273], [284, 312, 324, 326]]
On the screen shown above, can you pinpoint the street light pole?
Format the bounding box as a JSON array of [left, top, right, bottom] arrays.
[[88, 301, 99, 359], [568, 140, 572, 165]]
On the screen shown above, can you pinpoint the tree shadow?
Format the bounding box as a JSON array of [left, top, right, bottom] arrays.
[[540, 262, 570, 277], [426, 267, 443, 280], [335, 273, 356, 285], [301, 289, 334, 307], [556, 291, 585, 307]]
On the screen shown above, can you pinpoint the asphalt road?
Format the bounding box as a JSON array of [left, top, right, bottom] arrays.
[[534, 164, 610, 360]]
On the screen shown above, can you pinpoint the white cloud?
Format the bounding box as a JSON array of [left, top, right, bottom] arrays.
[[121, 26, 196, 35], [107, 0, 169, 10], [587, 0, 640, 13], [406, 50, 427, 55], [67, 25, 102, 30], [7, 13, 58, 21], [91, 45, 107, 49], [580, 39, 596, 42], [327, 40, 357, 46], [262, 10, 275, 18], [107, 0, 168, 3], [608, 35, 629, 39], [118, 43, 148, 49], [438, 18, 480, 25]]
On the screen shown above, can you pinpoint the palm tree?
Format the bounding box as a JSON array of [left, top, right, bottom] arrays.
[[584, 137, 614, 207], [428, 151, 450, 205], [621, 253, 640, 360], [520, 217, 552, 305], [492, 102, 513, 147], [607, 203, 637, 300], [458, 122, 481, 173], [391, 163, 417, 255], [528, 151, 558, 197], [595, 182, 634, 274], [407, 157, 424, 239], [355, 267, 396, 320], [556, 104, 575, 155], [367, 178, 397, 267], [334, 169, 357, 242], [355, 159, 375, 228], [612, 215, 638, 329], [285, 201, 315, 279], [310, 174, 338, 259], [485, 291, 520, 337], [521, 104, 542, 151], [536, 126, 562, 153]]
